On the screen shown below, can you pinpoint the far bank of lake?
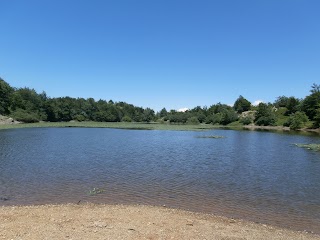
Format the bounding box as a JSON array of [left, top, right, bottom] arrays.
[[0, 121, 320, 136]]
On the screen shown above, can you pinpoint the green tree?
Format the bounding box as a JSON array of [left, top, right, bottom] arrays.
[[121, 116, 132, 122], [310, 83, 320, 94], [56, 97, 78, 121], [186, 116, 200, 125], [274, 96, 289, 108], [10, 88, 42, 111], [10, 108, 39, 123], [142, 108, 155, 122], [159, 108, 168, 118], [196, 113, 206, 123], [285, 97, 300, 115], [188, 106, 207, 123], [233, 95, 251, 113], [204, 114, 214, 124], [0, 78, 14, 115], [254, 103, 276, 126], [211, 113, 223, 124], [284, 111, 308, 130], [208, 103, 232, 114], [240, 116, 253, 125], [302, 84, 320, 120], [45, 99, 59, 122], [9, 87, 48, 121], [220, 109, 238, 125], [168, 112, 190, 123], [313, 108, 320, 128]]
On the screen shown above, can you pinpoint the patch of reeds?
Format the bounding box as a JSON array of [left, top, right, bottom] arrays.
[[294, 143, 320, 151], [88, 188, 105, 196], [195, 135, 225, 139]]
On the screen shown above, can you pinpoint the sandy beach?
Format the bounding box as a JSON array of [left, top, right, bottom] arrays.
[[0, 203, 319, 240]]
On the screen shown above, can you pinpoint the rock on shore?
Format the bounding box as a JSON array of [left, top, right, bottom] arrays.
[[0, 115, 19, 125]]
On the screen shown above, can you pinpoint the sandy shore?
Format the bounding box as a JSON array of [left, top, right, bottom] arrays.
[[0, 204, 319, 240]]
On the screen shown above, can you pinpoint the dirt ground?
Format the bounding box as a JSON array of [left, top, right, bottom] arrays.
[[0, 204, 319, 240], [0, 115, 19, 125]]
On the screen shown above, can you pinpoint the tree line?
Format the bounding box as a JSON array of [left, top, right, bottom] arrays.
[[0, 77, 319, 130]]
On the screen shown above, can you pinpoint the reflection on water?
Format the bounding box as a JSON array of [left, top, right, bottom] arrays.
[[0, 128, 319, 233]]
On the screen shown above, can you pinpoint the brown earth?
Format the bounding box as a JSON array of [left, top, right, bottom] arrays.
[[0, 204, 319, 240], [0, 115, 19, 125]]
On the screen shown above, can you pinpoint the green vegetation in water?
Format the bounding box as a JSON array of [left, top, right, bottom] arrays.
[[294, 143, 320, 151], [195, 135, 225, 139], [88, 188, 105, 196]]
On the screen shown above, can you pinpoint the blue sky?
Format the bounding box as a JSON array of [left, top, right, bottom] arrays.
[[1, 0, 319, 111]]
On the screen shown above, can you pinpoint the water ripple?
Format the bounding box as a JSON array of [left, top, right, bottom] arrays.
[[0, 128, 320, 233]]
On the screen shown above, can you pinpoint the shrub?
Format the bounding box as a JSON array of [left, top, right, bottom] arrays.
[[156, 118, 165, 124], [205, 115, 213, 124], [220, 110, 238, 125], [211, 113, 223, 124], [240, 116, 253, 125], [255, 116, 276, 126], [121, 116, 132, 122], [74, 114, 86, 122], [10, 109, 39, 123], [284, 111, 309, 130], [313, 108, 320, 128], [254, 103, 276, 126], [186, 116, 200, 125], [233, 95, 251, 113], [197, 113, 206, 123]]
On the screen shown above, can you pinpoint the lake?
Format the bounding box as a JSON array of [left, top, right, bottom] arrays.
[[0, 127, 319, 233]]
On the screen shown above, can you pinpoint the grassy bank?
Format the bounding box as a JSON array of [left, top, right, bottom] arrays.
[[1, 121, 319, 135], [0, 121, 223, 131]]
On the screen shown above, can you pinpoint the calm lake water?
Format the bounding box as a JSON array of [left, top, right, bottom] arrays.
[[0, 128, 320, 233]]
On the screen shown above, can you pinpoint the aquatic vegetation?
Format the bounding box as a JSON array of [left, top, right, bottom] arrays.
[[88, 188, 105, 196], [294, 143, 320, 151], [195, 135, 225, 139]]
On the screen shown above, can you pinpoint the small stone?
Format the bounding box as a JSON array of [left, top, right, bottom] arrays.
[[93, 221, 107, 228]]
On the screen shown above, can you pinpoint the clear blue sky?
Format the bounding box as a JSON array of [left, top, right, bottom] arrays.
[[1, 0, 319, 111]]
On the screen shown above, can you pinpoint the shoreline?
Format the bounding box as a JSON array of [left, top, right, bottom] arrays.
[[1, 203, 319, 240], [0, 121, 319, 135], [243, 124, 320, 134]]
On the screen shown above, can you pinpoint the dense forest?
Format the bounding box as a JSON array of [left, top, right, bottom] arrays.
[[1, 77, 320, 130]]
